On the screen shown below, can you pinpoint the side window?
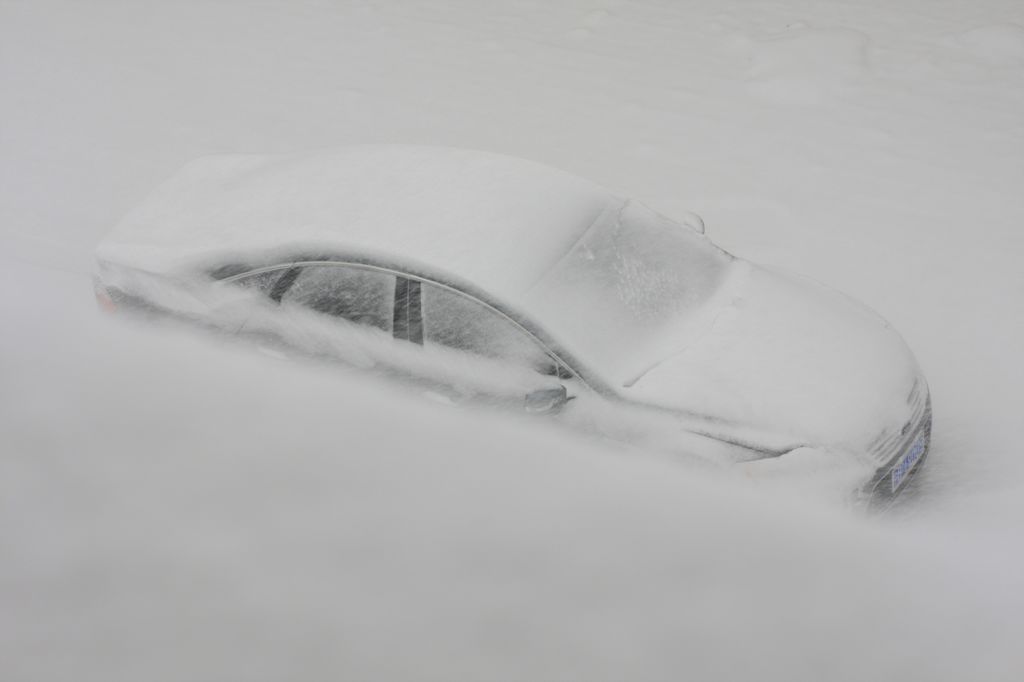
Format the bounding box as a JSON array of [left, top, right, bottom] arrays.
[[421, 282, 558, 373], [232, 268, 286, 295], [282, 265, 396, 333]]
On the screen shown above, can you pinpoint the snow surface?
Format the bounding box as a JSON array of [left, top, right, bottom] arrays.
[[3, 1, 1024, 680]]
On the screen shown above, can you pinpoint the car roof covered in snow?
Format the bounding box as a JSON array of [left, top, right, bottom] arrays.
[[96, 145, 620, 300]]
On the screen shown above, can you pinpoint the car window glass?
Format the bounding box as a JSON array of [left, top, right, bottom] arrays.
[[283, 265, 395, 333], [232, 268, 286, 295], [421, 283, 558, 373], [525, 200, 732, 383]]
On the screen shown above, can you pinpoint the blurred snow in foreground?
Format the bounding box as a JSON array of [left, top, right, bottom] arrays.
[[3, 261, 1020, 681], [2, 0, 1023, 680]]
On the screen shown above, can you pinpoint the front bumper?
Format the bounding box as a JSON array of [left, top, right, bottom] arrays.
[[863, 396, 932, 506]]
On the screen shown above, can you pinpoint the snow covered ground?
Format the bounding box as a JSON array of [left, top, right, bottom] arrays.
[[2, 1, 1023, 679]]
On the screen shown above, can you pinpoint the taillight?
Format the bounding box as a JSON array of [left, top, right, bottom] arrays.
[[93, 280, 117, 313]]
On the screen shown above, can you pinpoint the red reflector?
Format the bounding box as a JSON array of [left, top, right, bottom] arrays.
[[94, 285, 117, 313]]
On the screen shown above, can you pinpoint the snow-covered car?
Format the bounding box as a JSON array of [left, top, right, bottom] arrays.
[[94, 145, 931, 504]]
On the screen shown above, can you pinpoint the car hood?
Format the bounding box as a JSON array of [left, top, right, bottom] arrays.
[[621, 262, 923, 456]]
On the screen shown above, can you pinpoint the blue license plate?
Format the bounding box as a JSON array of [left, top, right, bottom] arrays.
[[891, 430, 926, 492]]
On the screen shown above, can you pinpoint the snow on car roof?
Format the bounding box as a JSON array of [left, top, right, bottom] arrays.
[[96, 145, 619, 300]]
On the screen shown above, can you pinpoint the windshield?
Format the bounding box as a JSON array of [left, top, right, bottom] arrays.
[[523, 200, 734, 385]]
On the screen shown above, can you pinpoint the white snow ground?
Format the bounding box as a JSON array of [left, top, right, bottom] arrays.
[[2, 1, 1023, 679]]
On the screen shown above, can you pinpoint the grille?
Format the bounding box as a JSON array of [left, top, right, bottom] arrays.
[[867, 380, 928, 466], [864, 395, 932, 504]]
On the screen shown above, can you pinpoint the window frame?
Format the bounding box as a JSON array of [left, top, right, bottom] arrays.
[[216, 257, 590, 389]]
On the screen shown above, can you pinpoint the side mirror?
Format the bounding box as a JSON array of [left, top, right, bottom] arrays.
[[524, 385, 569, 415]]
